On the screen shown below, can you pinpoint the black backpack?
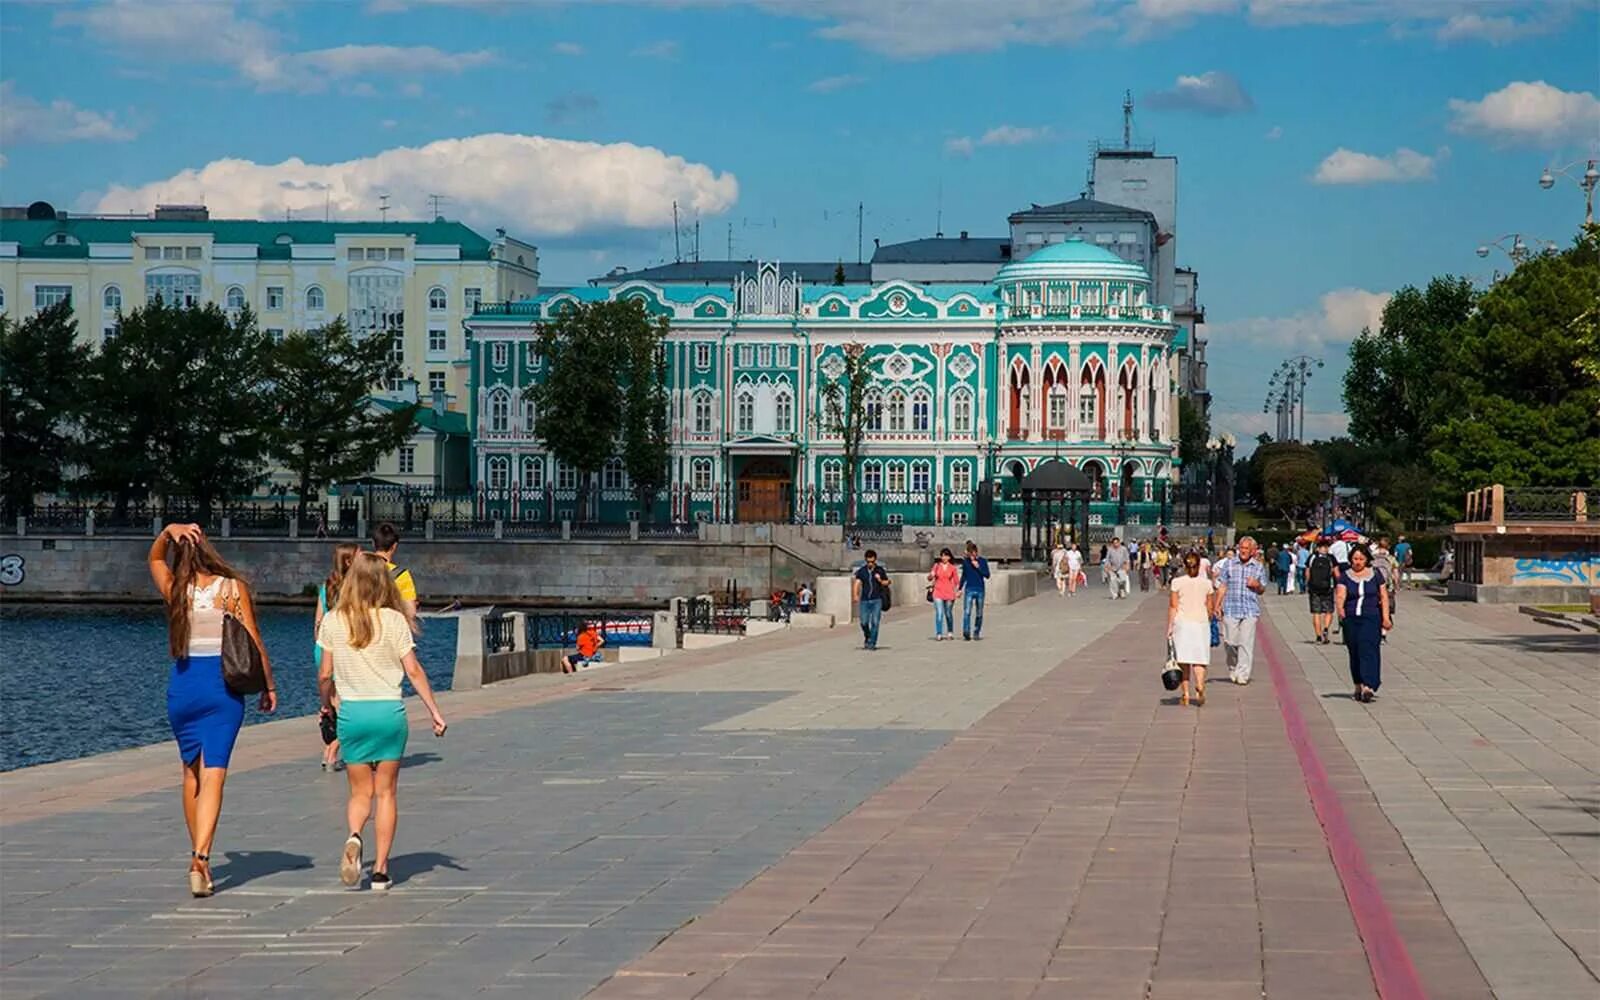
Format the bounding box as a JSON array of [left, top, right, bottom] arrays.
[[1308, 553, 1334, 592]]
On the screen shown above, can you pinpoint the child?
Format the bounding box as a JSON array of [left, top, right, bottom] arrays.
[[562, 622, 606, 674]]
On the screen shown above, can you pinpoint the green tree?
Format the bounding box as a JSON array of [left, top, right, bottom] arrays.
[[832, 262, 847, 286], [529, 300, 635, 518], [1177, 396, 1209, 469], [80, 298, 272, 518], [266, 318, 419, 520], [1257, 443, 1326, 522], [1342, 276, 1476, 457], [0, 302, 91, 517], [820, 343, 872, 525], [620, 314, 673, 523]]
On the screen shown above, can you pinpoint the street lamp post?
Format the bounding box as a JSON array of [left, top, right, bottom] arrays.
[[1476, 233, 1559, 265], [1262, 356, 1321, 442], [1540, 158, 1600, 226], [1205, 437, 1220, 526]]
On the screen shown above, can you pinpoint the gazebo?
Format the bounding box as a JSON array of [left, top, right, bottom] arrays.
[[1019, 460, 1093, 562]]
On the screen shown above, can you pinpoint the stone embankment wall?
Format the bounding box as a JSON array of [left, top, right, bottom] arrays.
[[0, 536, 823, 605]]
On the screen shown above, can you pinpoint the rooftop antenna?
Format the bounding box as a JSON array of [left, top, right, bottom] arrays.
[[378, 194, 391, 222], [324, 189, 331, 222], [673, 200, 681, 263], [856, 201, 864, 265], [1122, 89, 1134, 149], [935, 180, 943, 238], [693, 218, 700, 263], [427, 193, 448, 219], [727, 222, 733, 259]]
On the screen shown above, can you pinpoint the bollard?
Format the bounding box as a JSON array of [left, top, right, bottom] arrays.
[[630, 519, 640, 541], [15, 515, 25, 538], [561, 519, 572, 541], [151, 516, 161, 537], [494, 518, 504, 540], [288, 517, 298, 539], [85, 511, 95, 538], [425, 518, 435, 541], [221, 517, 232, 538]]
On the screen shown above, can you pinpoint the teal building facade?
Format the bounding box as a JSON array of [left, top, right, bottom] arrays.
[[465, 240, 1183, 528]]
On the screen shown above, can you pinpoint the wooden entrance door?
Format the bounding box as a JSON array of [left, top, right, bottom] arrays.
[[737, 459, 792, 523]]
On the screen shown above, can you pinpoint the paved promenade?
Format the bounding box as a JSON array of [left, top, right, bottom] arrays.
[[2, 584, 1595, 999]]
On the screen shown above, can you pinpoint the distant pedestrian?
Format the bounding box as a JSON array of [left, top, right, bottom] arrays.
[[316, 543, 360, 772], [1295, 540, 1310, 594], [318, 553, 447, 892], [1329, 535, 1351, 571], [1137, 541, 1153, 592], [1153, 544, 1170, 587], [1066, 543, 1084, 595], [853, 550, 891, 650], [1213, 536, 1266, 685], [1394, 534, 1413, 594], [1167, 551, 1216, 707], [149, 523, 277, 897], [959, 541, 990, 640], [1372, 537, 1398, 613], [1306, 539, 1337, 643], [928, 548, 960, 639], [315, 512, 329, 539], [797, 582, 813, 614], [370, 522, 418, 627], [562, 621, 606, 673], [1051, 540, 1070, 596], [1336, 543, 1391, 703], [1104, 537, 1131, 599], [1274, 545, 1293, 595]]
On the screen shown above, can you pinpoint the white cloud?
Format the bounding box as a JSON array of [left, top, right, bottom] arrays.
[[944, 124, 1052, 156], [552, 41, 585, 56], [1447, 80, 1600, 145], [55, 1, 495, 93], [1209, 287, 1391, 354], [1146, 70, 1254, 115], [84, 133, 739, 239], [807, 73, 865, 93], [633, 39, 680, 59], [944, 136, 975, 157], [0, 81, 138, 144], [791, 0, 1115, 58], [1312, 146, 1446, 184], [1434, 12, 1557, 45], [1264, 125, 1283, 140]]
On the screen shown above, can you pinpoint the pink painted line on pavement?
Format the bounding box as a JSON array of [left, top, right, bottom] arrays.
[[1259, 616, 1429, 1000]]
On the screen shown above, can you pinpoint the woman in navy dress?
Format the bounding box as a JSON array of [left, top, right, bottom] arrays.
[[149, 523, 276, 896], [1335, 542, 1391, 703]]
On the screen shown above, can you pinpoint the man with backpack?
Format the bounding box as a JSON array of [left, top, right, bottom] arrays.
[[370, 522, 418, 626], [1306, 538, 1337, 644]]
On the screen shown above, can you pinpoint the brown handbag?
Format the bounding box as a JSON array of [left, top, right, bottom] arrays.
[[219, 579, 268, 695]]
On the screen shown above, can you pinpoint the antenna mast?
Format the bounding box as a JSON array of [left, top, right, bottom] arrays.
[[693, 219, 700, 262], [935, 180, 943, 238], [856, 201, 864, 265], [727, 223, 733, 259], [427, 193, 448, 219], [1123, 89, 1134, 149], [378, 194, 391, 222], [672, 201, 681, 262]]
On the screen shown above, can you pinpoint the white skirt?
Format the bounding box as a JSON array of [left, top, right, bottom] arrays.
[[1172, 620, 1211, 665]]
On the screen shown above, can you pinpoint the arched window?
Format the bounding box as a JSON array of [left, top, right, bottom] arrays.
[[522, 397, 537, 435], [602, 457, 627, 491], [862, 462, 883, 492], [1080, 363, 1106, 440], [102, 285, 122, 312], [428, 286, 447, 311], [910, 460, 931, 492], [821, 461, 842, 492], [887, 389, 907, 432], [950, 388, 973, 435], [886, 462, 907, 493], [1048, 383, 1069, 436], [225, 286, 246, 311], [1083, 461, 1105, 500], [735, 388, 755, 433], [521, 456, 544, 490], [910, 391, 930, 433], [693, 391, 713, 434], [863, 389, 883, 432], [487, 390, 510, 433], [950, 461, 972, 494], [691, 458, 713, 490], [305, 285, 325, 311], [774, 387, 793, 433], [1008, 361, 1031, 439], [487, 456, 509, 490]]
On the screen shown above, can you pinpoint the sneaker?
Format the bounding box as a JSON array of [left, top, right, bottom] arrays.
[[370, 872, 392, 892], [962, 634, 971, 641], [340, 833, 363, 887]]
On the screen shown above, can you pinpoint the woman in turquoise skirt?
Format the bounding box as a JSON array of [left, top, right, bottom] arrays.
[[317, 553, 447, 891]]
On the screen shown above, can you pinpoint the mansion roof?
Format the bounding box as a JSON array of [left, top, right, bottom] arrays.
[[0, 218, 500, 261]]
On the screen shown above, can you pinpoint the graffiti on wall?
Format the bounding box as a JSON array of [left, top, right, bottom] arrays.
[[1510, 551, 1599, 585], [0, 554, 24, 586]]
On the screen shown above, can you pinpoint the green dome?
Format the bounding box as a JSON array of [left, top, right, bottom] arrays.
[[1020, 239, 1128, 265], [994, 236, 1151, 285]]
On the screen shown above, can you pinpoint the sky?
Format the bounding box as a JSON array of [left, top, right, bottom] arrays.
[[3, 0, 1598, 448]]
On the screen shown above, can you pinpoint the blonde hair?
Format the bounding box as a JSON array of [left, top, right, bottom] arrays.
[[334, 552, 405, 649], [324, 542, 359, 609]]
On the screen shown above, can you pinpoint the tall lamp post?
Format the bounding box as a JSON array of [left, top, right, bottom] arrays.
[[1476, 233, 1559, 264], [1540, 158, 1600, 226], [1205, 437, 1221, 527], [1263, 356, 1321, 442]]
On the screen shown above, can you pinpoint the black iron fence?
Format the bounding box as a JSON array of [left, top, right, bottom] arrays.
[[675, 596, 750, 645], [483, 614, 518, 654], [526, 610, 655, 649], [1504, 487, 1592, 522]]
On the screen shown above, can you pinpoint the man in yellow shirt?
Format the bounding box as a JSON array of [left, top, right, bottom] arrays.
[[370, 522, 418, 622]]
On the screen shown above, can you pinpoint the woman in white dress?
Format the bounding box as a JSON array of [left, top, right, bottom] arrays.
[[1167, 551, 1216, 706], [1066, 544, 1084, 595], [1051, 542, 1070, 596]]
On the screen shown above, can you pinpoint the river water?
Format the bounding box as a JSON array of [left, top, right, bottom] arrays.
[[0, 604, 458, 771]]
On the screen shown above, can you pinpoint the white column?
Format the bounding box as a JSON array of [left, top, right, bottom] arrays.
[[1068, 339, 1081, 441], [1138, 344, 1150, 441], [1029, 340, 1044, 441]]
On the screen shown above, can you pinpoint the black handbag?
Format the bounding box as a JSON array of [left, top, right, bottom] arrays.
[[878, 572, 892, 611], [1161, 641, 1183, 691], [220, 580, 268, 696]]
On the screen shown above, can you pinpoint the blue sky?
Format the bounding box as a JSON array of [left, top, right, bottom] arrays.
[[4, 0, 1597, 444]]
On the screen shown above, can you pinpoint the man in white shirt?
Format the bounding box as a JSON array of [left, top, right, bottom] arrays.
[[1330, 536, 1351, 570], [1103, 538, 1131, 599]]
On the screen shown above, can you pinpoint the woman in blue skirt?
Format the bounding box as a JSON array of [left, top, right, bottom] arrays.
[[149, 523, 277, 897], [318, 553, 447, 891], [1335, 542, 1391, 704]]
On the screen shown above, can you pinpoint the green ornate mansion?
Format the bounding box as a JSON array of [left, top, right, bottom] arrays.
[[465, 238, 1185, 528]]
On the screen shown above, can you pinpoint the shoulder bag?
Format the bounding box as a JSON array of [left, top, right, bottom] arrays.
[[1161, 641, 1183, 691], [220, 579, 268, 695]]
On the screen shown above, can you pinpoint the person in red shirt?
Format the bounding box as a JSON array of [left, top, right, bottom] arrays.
[[562, 623, 605, 674]]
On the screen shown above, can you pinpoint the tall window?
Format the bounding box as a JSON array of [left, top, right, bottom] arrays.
[[557, 461, 578, 490], [488, 390, 510, 433], [463, 287, 482, 313], [427, 327, 447, 354], [428, 287, 447, 311], [950, 461, 972, 494], [887, 390, 907, 432], [757, 344, 772, 367], [1048, 383, 1068, 434], [1079, 391, 1097, 434], [862, 462, 882, 492], [691, 458, 713, 490], [428, 371, 447, 394], [865, 392, 883, 432], [145, 274, 199, 308], [306, 286, 325, 311], [491, 342, 509, 368], [774, 389, 793, 433], [389, 332, 405, 367], [776, 344, 792, 366], [102, 285, 121, 312], [886, 463, 906, 493], [693, 392, 713, 434], [398, 446, 416, 475], [348, 272, 404, 341], [951, 389, 973, 435], [225, 286, 246, 311], [486, 457, 509, 490], [737, 344, 753, 367], [694, 343, 712, 370], [522, 457, 544, 490], [910, 392, 930, 433], [522, 397, 537, 435], [910, 461, 930, 492], [602, 458, 627, 490], [822, 461, 842, 491], [735, 389, 755, 433], [266, 286, 284, 310]]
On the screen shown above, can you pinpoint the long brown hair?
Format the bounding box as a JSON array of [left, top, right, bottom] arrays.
[[324, 543, 359, 609], [166, 535, 245, 659], [334, 552, 406, 650]]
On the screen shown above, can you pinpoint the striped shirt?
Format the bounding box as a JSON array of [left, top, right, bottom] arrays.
[[1216, 557, 1266, 620]]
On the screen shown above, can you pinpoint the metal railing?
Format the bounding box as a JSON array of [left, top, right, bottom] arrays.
[[526, 610, 655, 649], [483, 614, 518, 654], [1463, 485, 1592, 524], [675, 596, 750, 644]]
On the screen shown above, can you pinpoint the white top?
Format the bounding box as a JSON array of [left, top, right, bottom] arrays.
[[1066, 549, 1083, 571], [185, 577, 229, 657], [1330, 540, 1351, 563], [317, 607, 415, 701]]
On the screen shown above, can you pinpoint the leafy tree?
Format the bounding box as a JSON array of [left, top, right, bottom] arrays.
[[80, 298, 272, 518], [0, 302, 91, 518], [620, 313, 673, 523], [1342, 276, 1476, 457], [1260, 448, 1326, 522], [266, 318, 419, 520], [832, 262, 847, 286], [1176, 396, 1209, 469], [820, 343, 871, 525], [529, 300, 637, 518]]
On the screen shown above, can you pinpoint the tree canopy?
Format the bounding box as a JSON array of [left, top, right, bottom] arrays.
[[0, 302, 91, 517]]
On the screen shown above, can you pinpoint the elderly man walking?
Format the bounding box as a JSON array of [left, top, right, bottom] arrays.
[[1213, 536, 1267, 684], [1103, 537, 1132, 600]]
